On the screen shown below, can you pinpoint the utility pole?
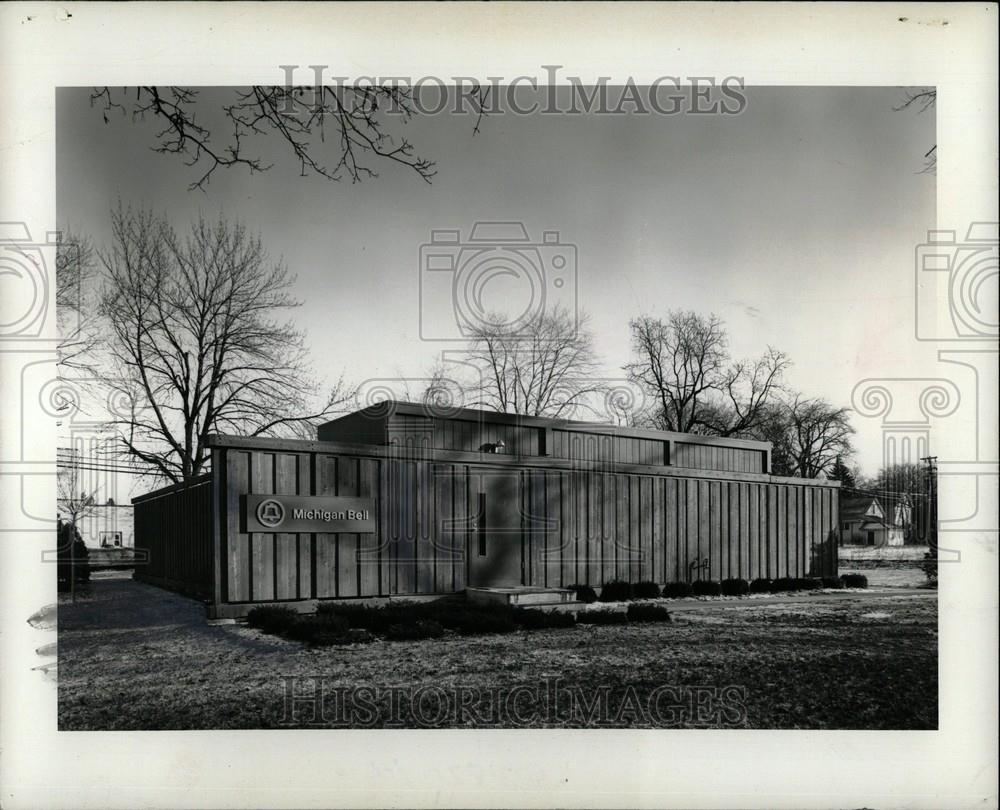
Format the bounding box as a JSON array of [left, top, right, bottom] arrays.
[[920, 456, 938, 552]]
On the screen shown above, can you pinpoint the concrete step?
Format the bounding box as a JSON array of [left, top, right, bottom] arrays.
[[466, 587, 578, 609]]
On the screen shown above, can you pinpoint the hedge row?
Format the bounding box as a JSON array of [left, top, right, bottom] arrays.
[[247, 607, 376, 646], [568, 574, 871, 603], [247, 597, 671, 645], [591, 580, 663, 602], [248, 601, 581, 645]]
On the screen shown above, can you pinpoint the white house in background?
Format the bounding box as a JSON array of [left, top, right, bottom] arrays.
[[838, 496, 904, 547], [57, 442, 135, 549]]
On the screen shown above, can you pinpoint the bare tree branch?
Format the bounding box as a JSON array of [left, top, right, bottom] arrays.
[[90, 85, 450, 191], [895, 87, 937, 174], [463, 309, 606, 418], [756, 395, 855, 478], [56, 228, 100, 375], [98, 205, 355, 482], [625, 310, 789, 437]]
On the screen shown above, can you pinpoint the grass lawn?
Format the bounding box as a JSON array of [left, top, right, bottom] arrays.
[[58, 573, 937, 730], [840, 566, 931, 589]]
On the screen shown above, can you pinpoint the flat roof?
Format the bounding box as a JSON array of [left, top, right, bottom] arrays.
[[330, 400, 772, 452]]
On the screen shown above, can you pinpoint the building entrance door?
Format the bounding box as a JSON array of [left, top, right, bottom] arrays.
[[467, 469, 523, 588]]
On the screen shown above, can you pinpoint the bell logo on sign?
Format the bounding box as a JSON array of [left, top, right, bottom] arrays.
[[244, 495, 377, 533], [256, 498, 285, 529]]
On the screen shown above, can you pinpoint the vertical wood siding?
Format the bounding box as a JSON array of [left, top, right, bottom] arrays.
[[672, 441, 766, 473], [132, 475, 213, 599], [551, 429, 665, 466], [135, 442, 838, 608]]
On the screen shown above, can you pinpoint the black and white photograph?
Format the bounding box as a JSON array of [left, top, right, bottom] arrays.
[[1, 3, 996, 808]]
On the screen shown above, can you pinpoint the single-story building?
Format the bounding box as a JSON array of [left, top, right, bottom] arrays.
[[838, 496, 904, 547], [133, 401, 840, 618]]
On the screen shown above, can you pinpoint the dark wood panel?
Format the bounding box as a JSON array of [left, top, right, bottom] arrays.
[[708, 480, 722, 581], [297, 453, 313, 599], [315, 454, 338, 598], [663, 478, 677, 582], [639, 477, 652, 582], [274, 453, 298, 600], [748, 483, 760, 581], [697, 480, 710, 579], [586, 472, 600, 586], [139, 436, 843, 608], [685, 479, 698, 581], [787, 487, 799, 578], [358, 458, 380, 596], [250, 452, 274, 602], [226, 451, 249, 601], [432, 464, 451, 594], [396, 461, 416, 594], [453, 465, 468, 592], [651, 477, 663, 584], [613, 474, 626, 583]]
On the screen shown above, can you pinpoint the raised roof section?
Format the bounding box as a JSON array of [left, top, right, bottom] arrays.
[[318, 401, 771, 474]]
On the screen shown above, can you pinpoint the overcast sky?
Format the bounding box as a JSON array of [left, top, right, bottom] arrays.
[[58, 85, 935, 477]]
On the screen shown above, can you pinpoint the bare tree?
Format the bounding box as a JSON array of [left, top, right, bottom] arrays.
[[90, 85, 487, 192], [625, 310, 789, 436], [895, 87, 936, 173], [56, 459, 98, 529], [758, 395, 855, 479], [417, 359, 466, 411], [56, 228, 100, 374], [99, 205, 353, 482], [464, 308, 605, 418]]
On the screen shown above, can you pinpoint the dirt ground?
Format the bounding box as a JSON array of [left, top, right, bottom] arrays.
[[58, 572, 937, 730]]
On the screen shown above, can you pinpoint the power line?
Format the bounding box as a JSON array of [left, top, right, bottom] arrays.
[[56, 461, 163, 476], [841, 485, 929, 500]]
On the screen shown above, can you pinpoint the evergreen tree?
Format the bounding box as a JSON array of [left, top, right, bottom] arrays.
[[828, 456, 856, 488]]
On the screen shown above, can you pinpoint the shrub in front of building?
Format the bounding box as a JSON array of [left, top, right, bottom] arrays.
[[692, 580, 722, 597], [632, 581, 662, 599], [841, 573, 869, 589], [721, 578, 750, 596], [315, 601, 579, 638], [661, 581, 694, 598], [796, 577, 824, 591], [770, 577, 798, 592], [567, 584, 598, 603], [626, 603, 672, 623], [749, 578, 772, 593], [317, 602, 431, 634], [246, 605, 299, 635], [822, 576, 845, 589], [283, 613, 354, 645], [599, 580, 634, 602], [921, 550, 938, 584]]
